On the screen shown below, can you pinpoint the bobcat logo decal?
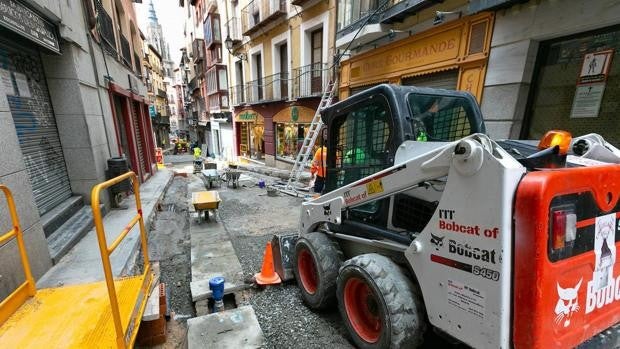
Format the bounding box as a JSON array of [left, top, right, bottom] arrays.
[[323, 203, 331, 216], [555, 279, 582, 328], [430, 233, 445, 251]]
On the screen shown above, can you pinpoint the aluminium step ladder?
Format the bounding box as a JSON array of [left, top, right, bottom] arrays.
[[283, 79, 337, 192]]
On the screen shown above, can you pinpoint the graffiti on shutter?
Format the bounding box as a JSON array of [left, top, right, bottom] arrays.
[[0, 40, 72, 215]]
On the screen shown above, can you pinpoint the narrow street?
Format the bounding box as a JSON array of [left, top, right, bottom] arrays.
[[149, 155, 466, 348]]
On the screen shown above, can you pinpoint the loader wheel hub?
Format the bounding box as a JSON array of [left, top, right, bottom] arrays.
[[298, 249, 318, 294], [344, 278, 381, 343]]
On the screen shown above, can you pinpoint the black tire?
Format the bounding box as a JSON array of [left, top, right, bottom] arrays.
[[337, 253, 426, 349], [293, 232, 344, 309]]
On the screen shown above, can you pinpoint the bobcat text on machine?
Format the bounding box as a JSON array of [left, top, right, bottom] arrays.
[[291, 84, 620, 348]]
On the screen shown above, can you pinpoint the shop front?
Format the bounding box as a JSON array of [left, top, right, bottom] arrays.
[[273, 106, 317, 163], [109, 82, 156, 183], [339, 12, 495, 102], [235, 109, 265, 161]]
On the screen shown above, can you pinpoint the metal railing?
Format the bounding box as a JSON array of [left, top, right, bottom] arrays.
[[232, 64, 330, 104], [91, 171, 153, 349], [226, 16, 243, 42], [120, 35, 131, 67], [97, 4, 116, 54], [293, 63, 329, 98], [245, 72, 289, 103], [0, 185, 36, 326], [241, 0, 286, 34], [231, 84, 245, 106]]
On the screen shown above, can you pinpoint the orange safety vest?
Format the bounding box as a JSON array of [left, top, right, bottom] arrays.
[[311, 146, 327, 178]]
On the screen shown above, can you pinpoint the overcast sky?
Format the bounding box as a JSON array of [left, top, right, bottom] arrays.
[[135, 0, 185, 64]]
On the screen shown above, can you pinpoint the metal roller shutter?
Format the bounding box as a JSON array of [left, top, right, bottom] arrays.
[[132, 101, 147, 177], [0, 39, 72, 215], [401, 69, 459, 90]]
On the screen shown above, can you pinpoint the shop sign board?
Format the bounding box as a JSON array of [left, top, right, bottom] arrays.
[[149, 105, 156, 118], [237, 111, 256, 121], [348, 27, 461, 83], [0, 0, 60, 53]]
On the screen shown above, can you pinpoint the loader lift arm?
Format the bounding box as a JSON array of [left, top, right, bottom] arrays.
[[300, 133, 495, 239]]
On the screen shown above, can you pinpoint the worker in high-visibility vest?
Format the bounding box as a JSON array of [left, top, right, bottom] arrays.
[[193, 146, 202, 160], [310, 145, 327, 194]]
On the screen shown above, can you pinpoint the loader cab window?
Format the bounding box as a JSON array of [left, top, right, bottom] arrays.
[[326, 96, 392, 217], [408, 94, 476, 141]]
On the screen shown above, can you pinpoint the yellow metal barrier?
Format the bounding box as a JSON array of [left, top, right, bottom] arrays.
[[0, 185, 36, 326], [91, 171, 152, 349]]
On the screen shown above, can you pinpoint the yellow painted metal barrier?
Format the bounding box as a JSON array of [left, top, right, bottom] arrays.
[[91, 171, 152, 348], [0, 172, 154, 348], [0, 185, 36, 325]]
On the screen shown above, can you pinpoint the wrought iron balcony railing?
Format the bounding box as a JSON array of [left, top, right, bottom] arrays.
[[292, 63, 329, 98]]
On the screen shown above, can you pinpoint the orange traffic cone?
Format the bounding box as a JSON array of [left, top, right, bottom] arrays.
[[254, 242, 282, 285]]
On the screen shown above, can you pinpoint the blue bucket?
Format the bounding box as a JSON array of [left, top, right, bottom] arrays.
[[209, 276, 225, 301], [258, 179, 266, 189]]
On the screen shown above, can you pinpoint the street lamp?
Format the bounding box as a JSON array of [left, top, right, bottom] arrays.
[[224, 34, 247, 61]]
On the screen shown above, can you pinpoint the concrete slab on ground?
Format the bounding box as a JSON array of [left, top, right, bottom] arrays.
[[190, 216, 248, 302], [37, 169, 173, 288], [187, 305, 264, 349]]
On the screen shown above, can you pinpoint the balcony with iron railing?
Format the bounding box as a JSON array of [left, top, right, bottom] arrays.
[[231, 84, 245, 106], [292, 63, 329, 98], [96, 2, 116, 55], [245, 72, 289, 104], [232, 65, 328, 105], [120, 35, 131, 68], [241, 0, 286, 36]]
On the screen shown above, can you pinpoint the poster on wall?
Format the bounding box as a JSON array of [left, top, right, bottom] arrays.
[[570, 83, 606, 118], [578, 50, 614, 84], [592, 213, 616, 290]]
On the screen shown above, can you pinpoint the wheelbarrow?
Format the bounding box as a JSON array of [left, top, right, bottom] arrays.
[[224, 169, 241, 188], [201, 169, 220, 188], [191, 191, 221, 222]]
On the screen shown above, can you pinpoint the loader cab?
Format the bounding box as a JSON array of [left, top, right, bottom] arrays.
[[321, 84, 484, 233]]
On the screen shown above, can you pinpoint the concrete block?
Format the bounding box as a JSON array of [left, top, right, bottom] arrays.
[[0, 113, 26, 177], [55, 114, 90, 149], [485, 121, 514, 139], [75, 47, 97, 86], [190, 221, 248, 302], [41, 45, 78, 80], [86, 114, 109, 148], [484, 40, 533, 86], [63, 147, 97, 181], [66, 178, 100, 203], [46, 78, 85, 115], [187, 306, 265, 349], [0, 221, 53, 299], [480, 83, 531, 121], [80, 85, 104, 116], [92, 143, 111, 180]]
